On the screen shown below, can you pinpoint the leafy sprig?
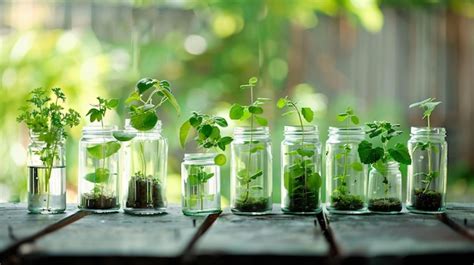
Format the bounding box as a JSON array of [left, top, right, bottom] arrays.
[[86, 97, 118, 124], [337, 107, 360, 126], [409, 98, 441, 129], [229, 77, 269, 126]]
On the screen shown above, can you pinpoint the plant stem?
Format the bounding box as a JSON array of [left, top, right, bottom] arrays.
[[290, 102, 308, 205], [341, 147, 348, 195], [139, 141, 147, 176], [424, 115, 433, 193], [244, 85, 255, 203]]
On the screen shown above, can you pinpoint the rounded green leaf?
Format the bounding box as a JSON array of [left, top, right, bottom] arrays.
[[108, 98, 119, 108], [277, 98, 287, 109], [210, 126, 221, 139], [214, 154, 227, 166], [130, 110, 158, 131], [85, 168, 110, 183], [200, 124, 213, 138], [113, 131, 136, 142], [301, 107, 314, 123], [214, 117, 228, 127], [189, 116, 202, 127], [255, 116, 268, 126], [248, 106, 263, 114], [351, 115, 360, 125], [179, 120, 192, 148], [388, 143, 412, 165], [86, 141, 121, 159], [136, 78, 157, 94], [249, 77, 258, 84], [229, 104, 244, 120]]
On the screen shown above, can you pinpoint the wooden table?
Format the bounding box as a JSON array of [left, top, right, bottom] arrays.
[[0, 203, 473, 265]]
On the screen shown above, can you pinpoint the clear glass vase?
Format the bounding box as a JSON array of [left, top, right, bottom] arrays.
[[367, 161, 403, 214], [181, 153, 221, 216], [281, 126, 322, 214], [406, 127, 447, 214], [230, 127, 272, 215], [325, 127, 368, 214], [123, 120, 167, 215], [27, 133, 66, 214], [78, 125, 120, 213]]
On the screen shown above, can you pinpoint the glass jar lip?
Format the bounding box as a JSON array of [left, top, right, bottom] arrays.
[[233, 126, 270, 136], [184, 153, 217, 161], [370, 160, 400, 170], [328, 126, 365, 135], [284, 125, 318, 134], [29, 131, 66, 142], [124, 119, 162, 133], [82, 124, 117, 133], [410, 126, 446, 136]]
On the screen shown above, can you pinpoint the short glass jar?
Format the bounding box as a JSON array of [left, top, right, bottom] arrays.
[[78, 125, 120, 213], [367, 161, 403, 214], [281, 126, 322, 214], [181, 153, 221, 216], [325, 127, 368, 214], [27, 133, 66, 214], [230, 127, 272, 215], [406, 127, 447, 213], [123, 120, 167, 215]]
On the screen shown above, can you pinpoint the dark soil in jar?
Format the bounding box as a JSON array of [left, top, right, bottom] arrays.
[[81, 194, 117, 209], [234, 197, 270, 212], [368, 197, 402, 212], [412, 188, 442, 211], [331, 193, 365, 210], [287, 190, 319, 212], [126, 176, 165, 209]]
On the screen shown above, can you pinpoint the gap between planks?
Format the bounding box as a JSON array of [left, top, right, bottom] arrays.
[[437, 212, 474, 242]]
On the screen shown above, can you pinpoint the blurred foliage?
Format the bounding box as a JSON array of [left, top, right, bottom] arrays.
[[0, 0, 473, 204]]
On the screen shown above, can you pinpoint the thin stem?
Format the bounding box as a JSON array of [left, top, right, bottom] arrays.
[[289, 102, 308, 204], [424, 115, 433, 193], [139, 141, 147, 176], [244, 84, 255, 203]]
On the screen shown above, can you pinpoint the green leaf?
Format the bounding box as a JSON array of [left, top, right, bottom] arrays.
[[214, 117, 228, 127], [179, 120, 192, 148], [277, 98, 287, 109], [248, 106, 263, 114], [351, 162, 363, 172], [130, 110, 158, 131], [296, 148, 314, 157], [358, 140, 383, 164], [249, 77, 258, 84], [301, 107, 314, 123], [86, 141, 121, 159], [189, 116, 202, 127], [219, 136, 233, 146], [372, 160, 388, 176], [250, 170, 263, 180], [107, 98, 119, 108], [214, 154, 227, 166], [85, 168, 110, 183], [351, 115, 360, 125], [337, 113, 348, 122], [210, 126, 221, 139], [136, 78, 157, 94], [308, 172, 322, 189], [229, 104, 244, 120], [250, 145, 265, 153], [200, 124, 213, 139], [126, 91, 141, 104], [255, 116, 268, 126], [159, 87, 181, 115], [388, 143, 412, 165], [113, 131, 136, 142], [281, 110, 296, 117]]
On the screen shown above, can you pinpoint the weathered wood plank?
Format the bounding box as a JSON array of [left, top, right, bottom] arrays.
[[444, 203, 474, 239], [193, 204, 329, 263]]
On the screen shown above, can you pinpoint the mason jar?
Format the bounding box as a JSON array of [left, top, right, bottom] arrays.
[[230, 127, 272, 215], [27, 132, 66, 214], [123, 120, 167, 215], [78, 125, 120, 213], [367, 161, 403, 214], [181, 153, 221, 216], [406, 127, 447, 213], [281, 126, 322, 214], [325, 127, 368, 214]]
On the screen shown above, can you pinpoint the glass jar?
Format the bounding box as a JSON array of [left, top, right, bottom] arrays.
[[325, 127, 368, 214], [367, 161, 403, 214], [123, 120, 167, 215], [78, 125, 120, 213], [281, 126, 322, 214], [27, 133, 66, 214], [406, 127, 447, 213], [230, 127, 272, 215], [181, 153, 221, 216]]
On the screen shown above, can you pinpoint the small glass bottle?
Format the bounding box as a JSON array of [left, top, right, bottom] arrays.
[[326, 127, 368, 214], [281, 126, 322, 214], [27, 132, 66, 214], [123, 120, 168, 215], [406, 127, 447, 213], [367, 161, 403, 214], [78, 125, 120, 213], [181, 153, 221, 216], [230, 127, 272, 215]]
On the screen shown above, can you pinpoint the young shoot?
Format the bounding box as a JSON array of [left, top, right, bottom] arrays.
[[337, 107, 360, 126]]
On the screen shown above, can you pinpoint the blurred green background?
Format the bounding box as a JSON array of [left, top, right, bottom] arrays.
[[0, 0, 473, 205]]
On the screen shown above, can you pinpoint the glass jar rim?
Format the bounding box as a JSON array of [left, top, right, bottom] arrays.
[[82, 124, 117, 135], [370, 160, 400, 170], [124, 119, 162, 133], [233, 126, 269, 136], [184, 152, 217, 162], [410, 126, 446, 136], [284, 125, 318, 134], [328, 126, 365, 135]]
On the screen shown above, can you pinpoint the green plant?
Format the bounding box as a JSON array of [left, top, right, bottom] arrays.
[[17, 87, 80, 209], [229, 77, 270, 210], [277, 96, 321, 212]]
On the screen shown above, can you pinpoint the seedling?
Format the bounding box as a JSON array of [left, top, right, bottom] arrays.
[[17, 88, 80, 210], [277, 96, 321, 212], [229, 77, 270, 211]]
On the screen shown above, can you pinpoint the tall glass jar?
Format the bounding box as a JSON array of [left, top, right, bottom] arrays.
[[326, 127, 368, 214], [230, 127, 272, 215], [281, 126, 322, 214], [27, 133, 66, 214], [367, 161, 403, 214], [78, 125, 120, 213], [406, 127, 447, 213], [181, 153, 221, 216], [123, 120, 167, 215]]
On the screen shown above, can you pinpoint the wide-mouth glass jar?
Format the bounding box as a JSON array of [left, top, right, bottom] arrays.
[[406, 127, 447, 214], [281, 126, 322, 214], [78, 125, 120, 213], [27, 132, 66, 214], [181, 153, 221, 216], [325, 127, 368, 214], [122, 120, 167, 215], [230, 127, 272, 215], [367, 161, 403, 214]]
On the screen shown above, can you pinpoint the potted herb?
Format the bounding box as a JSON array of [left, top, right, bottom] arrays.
[[326, 107, 367, 214], [277, 96, 322, 214], [122, 78, 180, 215], [407, 98, 447, 213], [17, 87, 80, 214], [229, 77, 272, 215], [179, 112, 232, 216], [358, 121, 411, 213], [78, 97, 121, 213]]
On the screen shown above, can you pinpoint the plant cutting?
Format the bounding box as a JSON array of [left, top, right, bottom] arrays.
[[229, 77, 272, 214], [123, 77, 180, 214], [179, 111, 232, 215], [277, 96, 322, 213], [80, 97, 121, 210], [17, 87, 80, 214], [330, 107, 365, 211], [408, 98, 444, 212], [358, 121, 411, 212]]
